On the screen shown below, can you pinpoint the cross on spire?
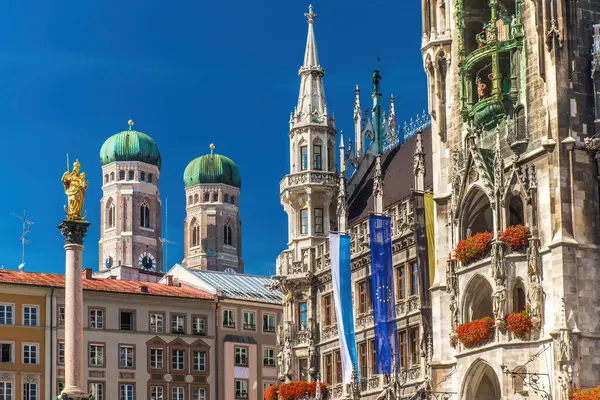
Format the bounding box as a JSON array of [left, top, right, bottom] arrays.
[[305, 4, 317, 24]]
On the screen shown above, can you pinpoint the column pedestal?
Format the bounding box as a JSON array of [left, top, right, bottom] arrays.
[[57, 220, 91, 400]]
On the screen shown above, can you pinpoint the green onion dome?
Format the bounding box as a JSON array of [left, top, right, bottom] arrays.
[[184, 144, 241, 188], [99, 120, 162, 169]]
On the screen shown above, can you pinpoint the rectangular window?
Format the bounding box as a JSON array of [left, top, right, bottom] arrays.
[[193, 388, 207, 400], [119, 384, 134, 400], [263, 314, 275, 332], [150, 313, 164, 333], [120, 311, 135, 331], [23, 344, 38, 364], [0, 382, 12, 399], [193, 316, 206, 335], [397, 266, 406, 300], [23, 382, 37, 400], [323, 294, 332, 326], [150, 386, 164, 400], [314, 208, 324, 234], [313, 145, 322, 170], [89, 344, 105, 367], [300, 146, 308, 171], [299, 358, 309, 380], [171, 315, 185, 334], [119, 345, 134, 368], [89, 383, 104, 400], [410, 328, 419, 365], [0, 343, 12, 363], [263, 348, 275, 367], [58, 341, 65, 365], [300, 209, 309, 235], [57, 381, 64, 394], [399, 331, 407, 369], [263, 382, 276, 392], [358, 342, 367, 378], [369, 339, 376, 375], [235, 380, 248, 399], [235, 347, 248, 366], [58, 306, 65, 326], [89, 309, 104, 329], [223, 310, 235, 328], [0, 304, 13, 325], [140, 171, 146, 182], [298, 302, 308, 330], [335, 350, 342, 384], [148, 174, 153, 184], [150, 348, 164, 369], [172, 349, 185, 370], [23, 305, 38, 326], [172, 387, 185, 400], [411, 261, 419, 296], [324, 354, 333, 385], [243, 311, 256, 330], [358, 280, 368, 314], [193, 351, 207, 372]]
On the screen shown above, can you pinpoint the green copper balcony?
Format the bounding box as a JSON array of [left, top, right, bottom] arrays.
[[470, 96, 506, 130]]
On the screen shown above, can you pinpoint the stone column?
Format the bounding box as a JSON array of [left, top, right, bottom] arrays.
[[58, 220, 91, 400]]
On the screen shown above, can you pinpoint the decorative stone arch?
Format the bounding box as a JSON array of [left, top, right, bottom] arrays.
[[140, 198, 151, 228], [462, 274, 494, 323], [190, 218, 200, 248], [105, 198, 116, 230], [194, 193, 199, 204], [461, 359, 502, 400], [459, 185, 493, 239]]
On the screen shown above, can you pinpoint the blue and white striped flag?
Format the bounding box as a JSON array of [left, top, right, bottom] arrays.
[[330, 232, 359, 383]]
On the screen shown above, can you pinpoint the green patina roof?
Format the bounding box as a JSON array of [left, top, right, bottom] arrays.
[[184, 150, 241, 189], [100, 124, 162, 169]]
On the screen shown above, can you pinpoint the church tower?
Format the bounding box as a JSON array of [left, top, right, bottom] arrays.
[[280, 4, 337, 259], [182, 144, 243, 272], [97, 120, 163, 280]]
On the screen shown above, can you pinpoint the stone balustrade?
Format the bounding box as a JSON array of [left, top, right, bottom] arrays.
[[280, 171, 337, 193]]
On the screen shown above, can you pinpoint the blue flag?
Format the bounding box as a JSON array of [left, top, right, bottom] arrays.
[[369, 214, 399, 374]]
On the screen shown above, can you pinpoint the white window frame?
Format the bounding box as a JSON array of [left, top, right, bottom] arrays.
[[23, 381, 37, 400], [58, 341, 65, 365], [150, 313, 164, 333], [193, 350, 207, 372], [172, 349, 185, 371], [150, 386, 164, 400], [0, 341, 14, 364], [263, 313, 276, 333], [223, 309, 235, 328], [89, 309, 104, 329], [235, 380, 248, 399], [0, 380, 13, 400], [150, 348, 164, 369], [0, 303, 14, 325], [193, 388, 207, 400], [89, 382, 104, 400], [119, 345, 134, 368], [22, 305, 39, 327], [235, 347, 248, 366], [263, 347, 275, 367], [89, 344, 104, 367], [171, 315, 185, 334], [172, 386, 185, 400], [119, 384, 134, 400], [192, 316, 206, 335], [22, 343, 38, 365], [243, 311, 255, 330]]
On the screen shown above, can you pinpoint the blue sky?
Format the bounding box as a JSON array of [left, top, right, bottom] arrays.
[[0, 0, 426, 276]]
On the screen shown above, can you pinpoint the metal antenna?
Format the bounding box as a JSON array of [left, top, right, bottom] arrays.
[[160, 198, 175, 270], [11, 209, 34, 270]]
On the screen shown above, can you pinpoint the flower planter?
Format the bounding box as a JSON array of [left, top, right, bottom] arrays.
[[505, 308, 533, 339], [455, 232, 493, 265], [570, 385, 600, 400], [265, 382, 328, 400], [499, 225, 530, 251], [456, 317, 495, 348]]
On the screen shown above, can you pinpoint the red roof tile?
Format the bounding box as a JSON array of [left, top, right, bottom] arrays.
[[0, 270, 213, 300]]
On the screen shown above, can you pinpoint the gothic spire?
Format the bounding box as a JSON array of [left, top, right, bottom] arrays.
[[302, 4, 320, 70], [354, 85, 363, 158]]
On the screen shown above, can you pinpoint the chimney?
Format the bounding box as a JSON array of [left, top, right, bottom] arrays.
[[165, 275, 173, 286], [82, 269, 93, 280], [139, 285, 149, 293]]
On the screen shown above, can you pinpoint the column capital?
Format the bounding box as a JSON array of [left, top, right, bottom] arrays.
[[58, 220, 91, 246]]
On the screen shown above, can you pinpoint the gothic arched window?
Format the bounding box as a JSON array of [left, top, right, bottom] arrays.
[[224, 194, 230, 203], [204, 192, 210, 203], [213, 193, 218, 202], [230, 196, 236, 205], [508, 195, 525, 226], [188, 195, 193, 206], [110, 172, 114, 181], [106, 199, 116, 230], [224, 224, 233, 246], [119, 170, 125, 181], [140, 171, 146, 182], [140, 202, 150, 228], [128, 170, 134, 181], [191, 222, 200, 248], [193, 194, 198, 204], [512, 280, 526, 313], [104, 174, 109, 184]]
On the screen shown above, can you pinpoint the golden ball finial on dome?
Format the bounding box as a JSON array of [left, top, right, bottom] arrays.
[[210, 143, 215, 153], [128, 119, 134, 129]]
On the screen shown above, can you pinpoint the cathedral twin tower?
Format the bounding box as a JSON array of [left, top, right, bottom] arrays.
[[97, 120, 243, 281]]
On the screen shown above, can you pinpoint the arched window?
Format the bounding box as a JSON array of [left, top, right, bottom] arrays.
[[140, 202, 150, 228], [128, 170, 134, 180], [104, 174, 109, 184], [230, 196, 236, 205], [213, 193, 218, 202], [191, 222, 200, 248], [508, 195, 525, 226], [204, 193, 210, 203], [106, 200, 116, 230], [462, 188, 493, 238], [140, 171, 146, 182], [110, 172, 114, 181], [148, 174, 153, 184], [119, 170, 125, 181], [188, 195, 193, 206], [512, 280, 526, 313], [194, 194, 199, 204], [463, 275, 494, 322], [224, 224, 233, 246], [224, 194, 230, 203]]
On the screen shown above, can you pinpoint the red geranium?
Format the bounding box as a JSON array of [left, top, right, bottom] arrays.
[[456, 317, 495, 348], [506, 308, 533, 338], [266, 382, 328, 400], [571, 385, 600, 400], [455, 231, 493, 264], [499, 225, 530, 250]]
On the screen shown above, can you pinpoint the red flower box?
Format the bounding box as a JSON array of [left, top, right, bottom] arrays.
[[499, 225, 530, 250], [265, 381, 328, 400], [571, 385, 600, 400], [506, 308, 533, 339], [455, 232, 493, 265], [456, 317, 495, 348]]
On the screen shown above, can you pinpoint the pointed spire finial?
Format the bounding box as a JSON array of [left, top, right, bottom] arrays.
[[128, 119, 134, 130], [305, 4, 317, 24], [210, 143, 215, 154]]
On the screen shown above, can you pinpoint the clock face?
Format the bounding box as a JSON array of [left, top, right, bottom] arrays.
[[104, 252, 114, 269], [139, 252, 156, 271]]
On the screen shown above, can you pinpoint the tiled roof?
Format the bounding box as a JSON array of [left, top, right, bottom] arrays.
[[186, 269, 282, 304], [0, 270, 213, 300]]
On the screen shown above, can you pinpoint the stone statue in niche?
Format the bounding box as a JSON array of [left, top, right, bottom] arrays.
[[527, 276, 543, 328], [492, 278, 507, 322]]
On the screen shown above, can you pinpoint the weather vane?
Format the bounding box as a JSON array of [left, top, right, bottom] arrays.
[[11, 209, 34, 270], [62, 157, 89, 220]]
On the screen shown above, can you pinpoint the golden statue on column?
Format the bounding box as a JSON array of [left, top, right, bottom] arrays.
[[62, 159, 88, 220]]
